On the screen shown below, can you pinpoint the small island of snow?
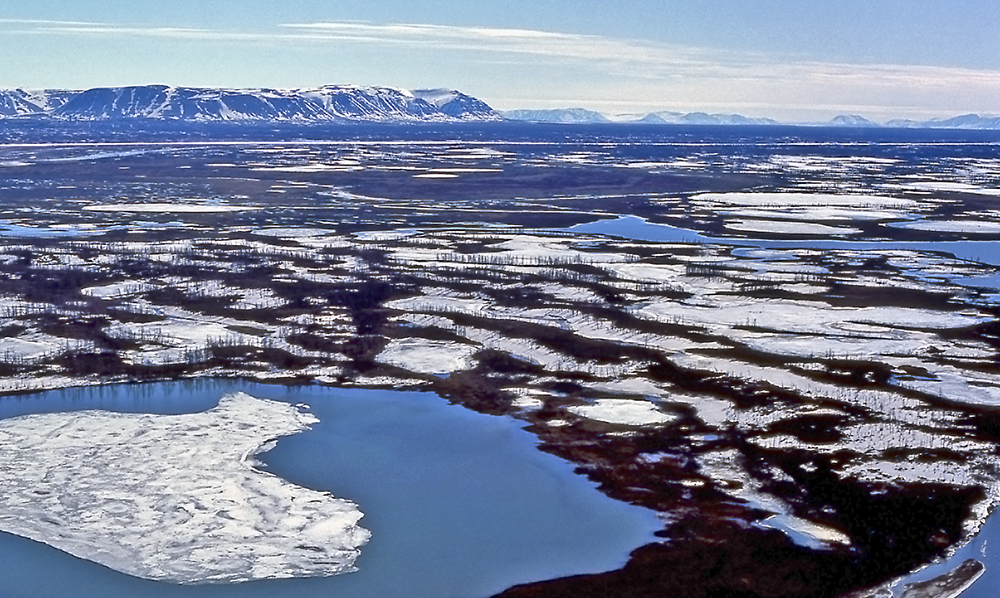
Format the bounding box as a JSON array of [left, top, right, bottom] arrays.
[[0, 392, 370, 584]]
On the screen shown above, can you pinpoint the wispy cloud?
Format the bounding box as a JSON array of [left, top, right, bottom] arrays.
[[278, 21, 1000, 99], [22, 18, 1000, 82], [0, 18, 105, 26], [24, 23, 270, 41], [24, 19, 728, 69], [7, 19, 1000, 118], [280, 21, 730, 69], [52, 25, 247, 39]]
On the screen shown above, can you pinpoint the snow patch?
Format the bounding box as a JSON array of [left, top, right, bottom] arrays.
[[725, 219, 862, 236], [692, 192, 917, 208], [83, 204, 259, 213], [568, 399, 677, 426], [377, 338, 478, 375], [888, 220, 1000, 234], [902, 182, 1000, 196]]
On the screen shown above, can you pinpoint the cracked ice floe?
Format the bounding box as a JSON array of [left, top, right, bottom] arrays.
[[0, 392, 370, 584]]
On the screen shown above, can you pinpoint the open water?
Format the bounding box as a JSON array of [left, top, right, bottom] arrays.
[[0, 379, 661, 598]]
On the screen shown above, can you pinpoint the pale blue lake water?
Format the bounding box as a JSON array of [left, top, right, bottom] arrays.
[[888, 510, 998, 597], [569, 215, 1000, 267], [569, 215, 1000, 288], [0, 379, 661, 598]]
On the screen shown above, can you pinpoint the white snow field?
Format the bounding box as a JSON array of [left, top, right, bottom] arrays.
[[690, 192, 917, 208], [377, 338, 478, 375], [567, 399, 677, 426], [889, 219, 1000, 234], [83, 203, 259, 213], [0, 393, 370, 584], [724, 219, 862, 236]]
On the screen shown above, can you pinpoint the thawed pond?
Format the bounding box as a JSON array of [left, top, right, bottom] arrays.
[[570, 215, 1000, 268], [0, 380, 661, 598]]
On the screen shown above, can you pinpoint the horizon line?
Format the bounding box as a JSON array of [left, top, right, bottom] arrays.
[[2, 83, 998, 126]]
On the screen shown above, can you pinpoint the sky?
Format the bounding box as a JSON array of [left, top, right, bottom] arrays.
[[2, 0, 1000, 121]]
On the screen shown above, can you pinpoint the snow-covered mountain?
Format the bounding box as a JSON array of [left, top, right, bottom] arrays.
[[411, 88, 497, 120], [0, 89, 77, 116], [823, 113, 1000, 129], [635, 111, 778, 125], [919, 114, 1000, 130], [0, 85, 500, 123], [6, 86, 1000, 129], [501, 108, 777, 125], [826, 114, 880, 128], [0, 91, 41, 117], [500, 108, 611, 123], [501, 106, 1000, 130], [884, 118, 921, 128]]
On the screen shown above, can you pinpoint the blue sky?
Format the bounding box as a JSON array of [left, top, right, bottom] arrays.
[[2, 1, 999, 120]]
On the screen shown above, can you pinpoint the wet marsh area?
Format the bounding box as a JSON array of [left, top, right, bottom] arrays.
[[2, 123, 1000, 597]]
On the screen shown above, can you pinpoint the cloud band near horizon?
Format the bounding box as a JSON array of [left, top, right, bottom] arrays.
[[1, 18, 998, 120]]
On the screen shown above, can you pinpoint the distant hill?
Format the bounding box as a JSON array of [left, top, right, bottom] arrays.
[[632, 111, 779, 125], [500, 105, 1000, 130], [920, 114, 1000, 129], [884, 118, 922, 128], [823, 113, 1000, 129], [827, 114, 880, 128], [500, 108, 611, 123], [501, 108, 778, 125]]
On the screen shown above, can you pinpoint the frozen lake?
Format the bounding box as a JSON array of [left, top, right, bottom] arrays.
[[0, 380, 661, 598]]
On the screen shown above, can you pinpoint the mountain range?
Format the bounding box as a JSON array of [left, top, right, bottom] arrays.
[[0, 85, 499, 122], [2, 85, 999, 129], [499, 108, 1000, 130], [498, 108, 778, 125]]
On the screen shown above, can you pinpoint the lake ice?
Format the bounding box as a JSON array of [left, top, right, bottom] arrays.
[[0, 392, 369, 584]]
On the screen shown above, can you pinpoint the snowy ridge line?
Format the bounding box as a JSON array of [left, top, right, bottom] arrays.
[[0, 85, 500, 123]]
